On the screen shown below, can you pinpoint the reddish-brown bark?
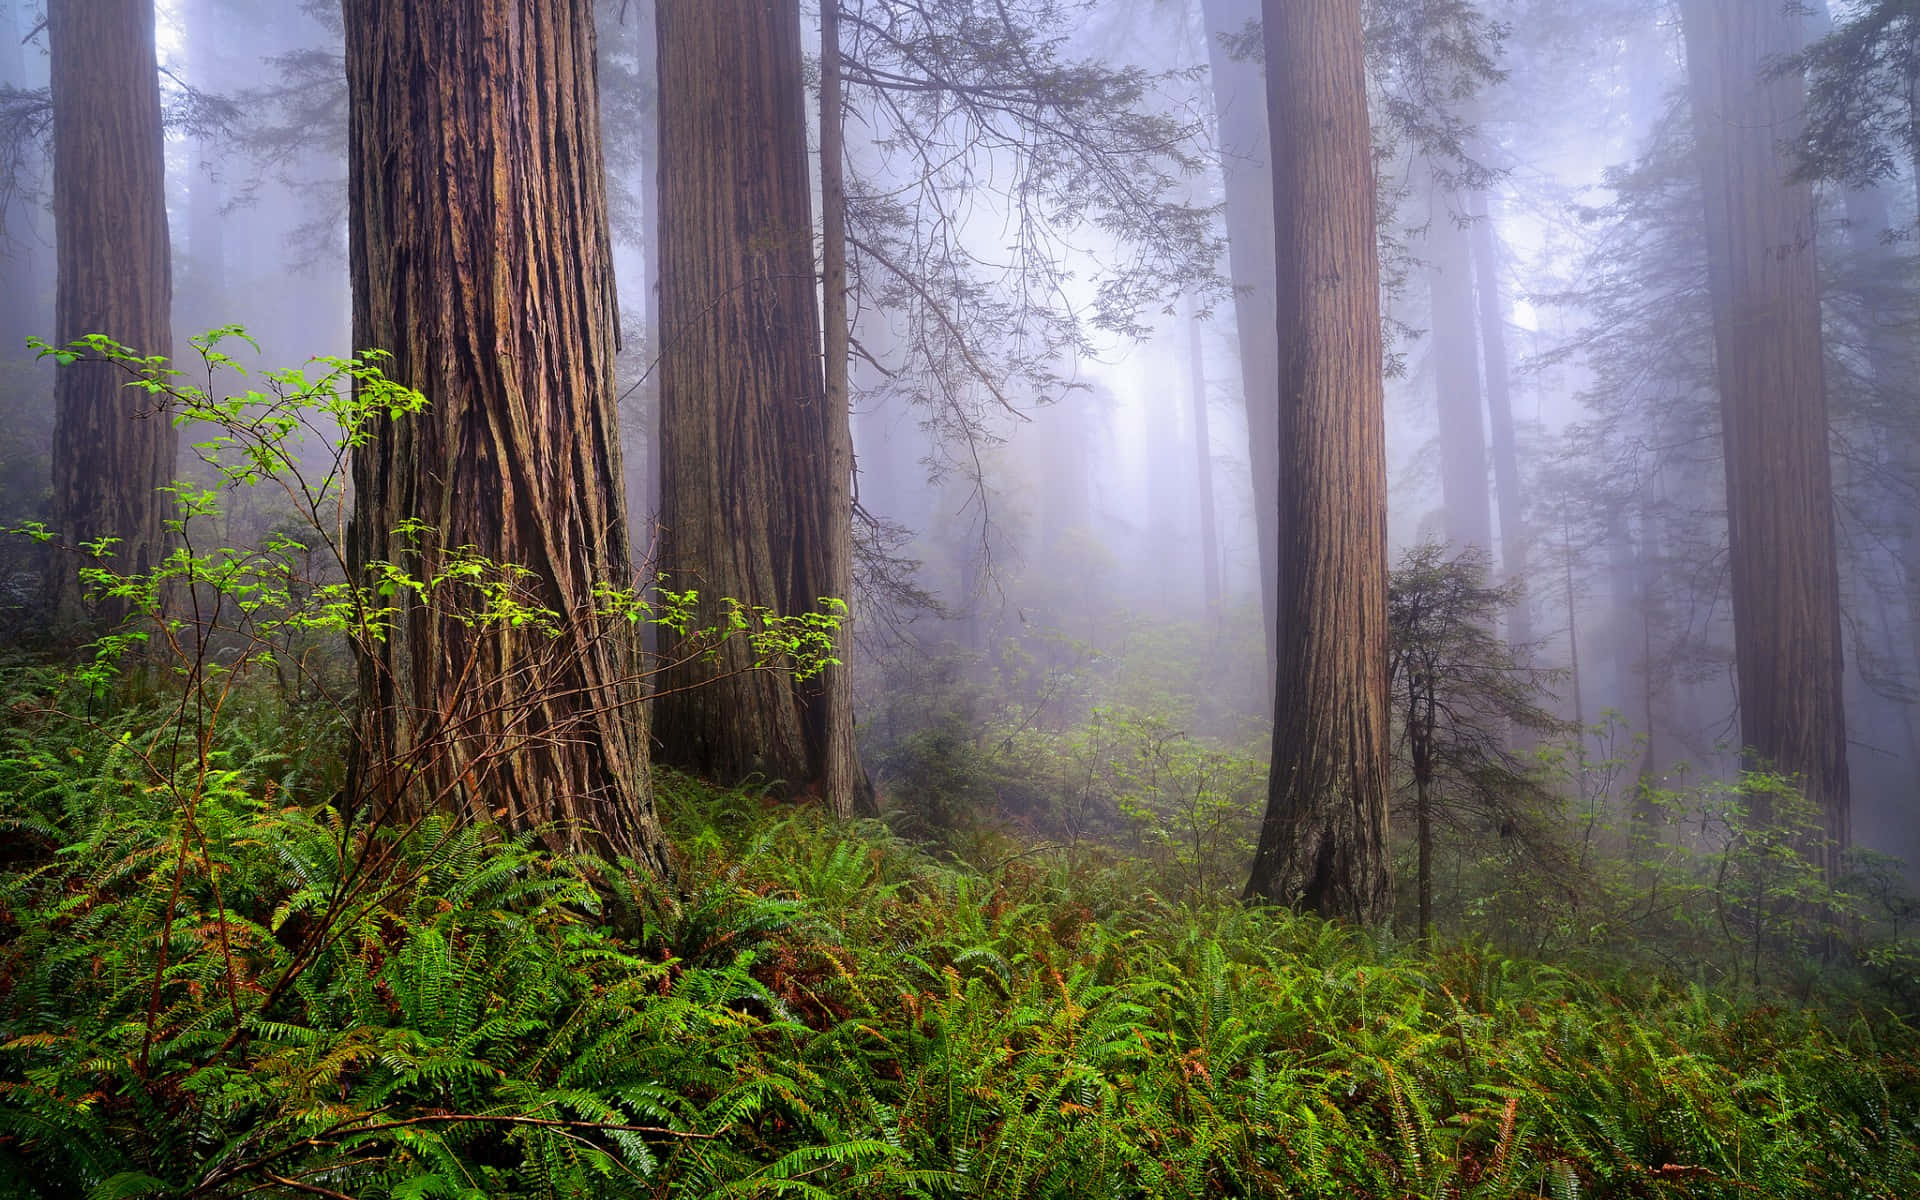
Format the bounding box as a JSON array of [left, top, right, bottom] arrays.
[[344, 0, 667, 871], [1243, 0, 1393, 923]]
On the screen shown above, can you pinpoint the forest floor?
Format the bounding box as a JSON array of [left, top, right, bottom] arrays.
[[0, 680, 1917, 1197]]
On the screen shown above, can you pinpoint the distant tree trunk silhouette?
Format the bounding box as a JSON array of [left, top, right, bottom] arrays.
[[47, 0, 175, 629], [1188, 301, 1223, 623], [344, 0, 669, 872], [654, 0, 871, 818], [1199, 0, 1279, 684], [1426, 198, 1493, 555], [1467, 189, 1532, 649], [184, 0, 226, 335], [0, 1, 46, 364], [1680, 0, 1850, 861], [1243, 0, 1392, 924]]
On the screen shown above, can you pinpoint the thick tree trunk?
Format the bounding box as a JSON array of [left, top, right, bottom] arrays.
[[654, 0, 871, 817], [1680, 0, 1850, 860], [1199, 0, 1279, 682], [1426, 200, 1493, 555], [47, 0, 175, 629], [1243, 0, 1393, 924], [1188, 301, 1223, 622], [1467, 189, 1531, 647], [344, 0, 668, 873]]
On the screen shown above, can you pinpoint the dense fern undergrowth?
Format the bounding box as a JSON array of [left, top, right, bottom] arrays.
[[0, 679, 1914, 1199]]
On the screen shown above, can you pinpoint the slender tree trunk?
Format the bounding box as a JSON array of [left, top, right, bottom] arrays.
[[1564, 515, 1588, 778], [1427, 198, 1493, 555], [1243, 0, 1392, 924], [818, 0, 872, 818], [1188, 300, 1223, 623], [1632, 502, 1668, 824], [344, 0, 668, 873], [1415, 733, 1433, 944], [639, 0, 662, 548], [1468, 188, 1531, 647], [1199, 0, 1279, 683], [1681, 0, 1850, 861], [654, 0, 871, 817], [47, 0, 175, 630]]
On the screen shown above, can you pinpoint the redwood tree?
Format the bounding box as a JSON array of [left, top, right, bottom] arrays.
[[343, 0, 668, 872], [1680, 0, 1851, 859], [47, 0, 174, 628], [1243, 0, 1393, 922], [654, 0, 869, 818]]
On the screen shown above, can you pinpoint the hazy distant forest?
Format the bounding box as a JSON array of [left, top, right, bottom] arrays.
[[1, 0, 1918, 1195]]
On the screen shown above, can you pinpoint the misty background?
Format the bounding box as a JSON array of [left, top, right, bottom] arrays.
[[1, 0, 1915, 883]]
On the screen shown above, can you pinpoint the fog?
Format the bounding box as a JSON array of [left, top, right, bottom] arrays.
[[1, 0, 1915, 881]]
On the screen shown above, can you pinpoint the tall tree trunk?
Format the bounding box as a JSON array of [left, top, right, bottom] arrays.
[[47, 0, 175, 629], [1188, 300, 1223, 623], [1426, 199, 1493, 554], [654, 0, 871, 817], [1199, 0, 1279, 682], [1680, 0, 1850, 860], [639, 0, 663, 549], [343, 0, 668, 873], [185, 0, 226, 335], [1243, 0, 1392, 924], [818, 0, 871, 818], [1468, 188, 1531, 647]]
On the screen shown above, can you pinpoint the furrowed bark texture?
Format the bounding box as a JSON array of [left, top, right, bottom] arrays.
[[1199, 0, 1280, 683], [344, 0, 667, 873], [48, 0, 175, 628], [1243, 0, 1393, 924], [655, 0, 869, 815], [1680, 0, 1850, 857]]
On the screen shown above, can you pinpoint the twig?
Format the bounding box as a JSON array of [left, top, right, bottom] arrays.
[[337, 1112, 726, 1140], [262, 1175, 355, 1200]]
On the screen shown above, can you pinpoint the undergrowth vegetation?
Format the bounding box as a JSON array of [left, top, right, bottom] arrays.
[[2, 683, 1916, 1197], [3, 333, 1916, 1196]]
